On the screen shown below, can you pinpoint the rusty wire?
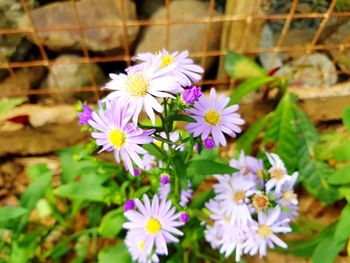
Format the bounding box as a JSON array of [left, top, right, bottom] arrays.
[[0, 1, 349, 99]]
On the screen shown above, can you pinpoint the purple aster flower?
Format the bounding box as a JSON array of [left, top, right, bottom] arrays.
[[133, 168, 142, 176], [218, 224, 246, 261], [204, 137, 216, 149], [123, 194, 184, 256], [229, 152, 264, 184], [214, 174, 256, 225], [265, 153, 292, 193], [125, 230, 159, 263], [230, 151, 264, 176], [180, 181, 193, 207], [78, 104, 93, 125], [104, 58, 182, 125], [243, 207, 291, 257], [186, 88, 245, 147], [158, 183, 171, 200], [205, 199, 246, 260], [275, 172, 299, 221], [160, 174, 170, 185], [179, 212, 189, 223], [127, 49, 204, 87], [142, 153, 157, 171], [124, 199, 136, 211], [205, 223, 224, 250], [88, 100, 154, 175], [181, 85, 202, 105]]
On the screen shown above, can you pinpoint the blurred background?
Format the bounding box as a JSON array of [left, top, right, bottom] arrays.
[[1, 0, 350, 150]]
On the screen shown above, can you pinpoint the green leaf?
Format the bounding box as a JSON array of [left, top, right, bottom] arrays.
[[187, 160, 235, 176], [168, 114, 196, 123], [99, 209, 125, 237], [225, 50, 266, 79], [230, 77, 274, 104], [236, 113, 273, 155], [343, 106, 350, 132], [21, 164, 53, 211], [334, 142, 350, 161], [286, 224, 335, 258], [0, 97, 26, 116], [54, 182, 107, 202], [190, 190, 214, 209], [56, 145, 84, 183], [143, 143, 165, 159], [335, 204, 350, 240], [311, 226, 346, 263], [98, 243, 131, 263], [329, 165, 350, 185], [294, 106, 340, 204], [187, 160, 235, 187], [173, 155, 188, 190], [315, 131, 350, 162], [10, 231, 41, 263], [0, 207, 27, 222], [263, 93, 299, 173]]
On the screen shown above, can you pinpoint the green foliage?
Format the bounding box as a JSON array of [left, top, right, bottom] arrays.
[[224, 50, 266, 79], [20, 164, 53, 214], [329, 165, 350, 185], [54, 182, 108, 202], [236, 113, 273, 155], [263, 93, 299, 173], [293, 106, 340, 204], [335, 204, 350, 241], [311, 224, 346, 263], [229, 77, 274, 104], [0, 97, 26, 116], [343, 106, 350, 132], [0, 207, 27, 222], [187, 160, 235, 187], [97, 243, 131, 263], [98, 209, 125, 237]]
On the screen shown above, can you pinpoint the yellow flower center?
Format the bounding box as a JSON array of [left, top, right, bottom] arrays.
[[138, 240, 144, 251], [252, 194, 269, 211], [282, 190, 296, 204], [270, 167, 285, 180], [233, 190, 245, 203], [126, 74, 149, 97], [146, 218, 161, 234], [109, 129, 126, 150], [258, 225, 272, 238], [204, 110, 221, 126], [160, 54, 173, 68], [256, 169, 264, 179]]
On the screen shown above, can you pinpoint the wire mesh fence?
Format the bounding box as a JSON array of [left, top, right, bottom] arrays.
[[0, 0, 349, 102]]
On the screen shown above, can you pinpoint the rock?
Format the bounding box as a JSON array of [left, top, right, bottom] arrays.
[[0, 121, 86, 157], [259, 24, 283, 70], [40, 55, 105, 103], [21, 0, 138, 52], [0, 104, 77, 128], [0, 0, 36, 79], [274, 28, 315, 62], [290, 53, 337, 87], [0, 66, 46, 96], [135, 0, 222, 71], [325, 20, 350, 70]]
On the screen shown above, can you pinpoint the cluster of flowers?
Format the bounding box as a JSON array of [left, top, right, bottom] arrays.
[[79, 49, 244, 175], [77, 48, 298, 262], [204, 152, 298, 261]]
